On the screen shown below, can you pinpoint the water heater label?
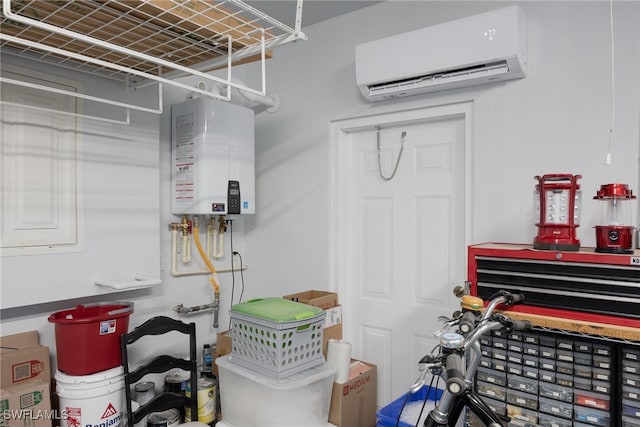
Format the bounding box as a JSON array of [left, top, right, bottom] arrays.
[[174, 112, 196, 206]]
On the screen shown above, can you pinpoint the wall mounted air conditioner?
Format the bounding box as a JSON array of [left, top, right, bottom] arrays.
[[355, 5, 527, 102]]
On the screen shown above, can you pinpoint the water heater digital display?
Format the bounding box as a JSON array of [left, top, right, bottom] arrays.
[[171, 97, 255, 215]]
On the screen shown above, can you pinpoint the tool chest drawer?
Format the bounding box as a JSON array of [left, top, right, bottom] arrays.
[[468, 243, 640, 328], [473, 328, 635, 426]]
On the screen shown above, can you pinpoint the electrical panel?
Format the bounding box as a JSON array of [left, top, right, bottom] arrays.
[[171, 97, 255, 215]]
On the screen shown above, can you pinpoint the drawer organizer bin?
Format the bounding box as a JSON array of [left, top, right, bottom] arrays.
[[230, 298, 326, 378]]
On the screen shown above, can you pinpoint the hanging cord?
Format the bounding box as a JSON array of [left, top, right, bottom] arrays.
[[230, 222, 244, 301], [605, 0, 615, 165], [227, 220, 248, 330], [413, 374, 440, 427], [376, 126, 407, 181], [235, 251, 246, 304], [228, 219, 235, 330]]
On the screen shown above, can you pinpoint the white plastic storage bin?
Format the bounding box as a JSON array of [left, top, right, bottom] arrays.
[[216, 423, 337, 427], [230, 298, 326, 378], [216, 355, 335, 427]]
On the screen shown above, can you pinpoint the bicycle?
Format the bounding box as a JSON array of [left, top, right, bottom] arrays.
[[395, 288, 532, 427]]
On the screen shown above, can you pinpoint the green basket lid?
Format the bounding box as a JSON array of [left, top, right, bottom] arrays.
[[231, 298, 323, 322]]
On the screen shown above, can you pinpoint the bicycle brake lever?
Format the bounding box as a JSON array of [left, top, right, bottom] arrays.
[[411, 354, 442, 393], [435, 315, 460, 337], [409, 370, 428, 394], [488, 290, 524, 307], [434, 324, 451, 338], [419, 354, 440, 364], [492, 313, 531, 332]]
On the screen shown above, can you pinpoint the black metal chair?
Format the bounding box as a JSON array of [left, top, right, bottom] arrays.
[[120, 316, 204, 427]]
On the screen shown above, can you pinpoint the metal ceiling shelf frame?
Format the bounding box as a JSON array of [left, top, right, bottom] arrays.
[[0, 0, 306, 120]]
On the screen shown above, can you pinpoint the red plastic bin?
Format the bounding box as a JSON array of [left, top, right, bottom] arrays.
[[48, 302, 133, 375]]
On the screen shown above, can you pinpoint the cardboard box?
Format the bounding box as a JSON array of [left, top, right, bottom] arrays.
[[324, 305, 342, 328], [329, 360, 377, 427], [0, 379, 52, 427], [213, 330, 232, 377], [134, 1, 271, 46], [282, 290, 338, 310], [1, 332, 50, 388], [322, 324, 343, 357]]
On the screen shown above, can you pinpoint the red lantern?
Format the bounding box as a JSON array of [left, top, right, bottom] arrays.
[[593, 183, 636, 254], [533, 174, 582, 251]]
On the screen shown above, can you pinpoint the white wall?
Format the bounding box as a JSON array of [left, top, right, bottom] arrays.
[[0, 56, 247, 367], [241, 0, 640, 301], [1, 0, 639, 376]]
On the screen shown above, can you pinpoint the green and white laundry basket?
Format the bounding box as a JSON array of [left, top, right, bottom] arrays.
[[230, 297, 326, 378]]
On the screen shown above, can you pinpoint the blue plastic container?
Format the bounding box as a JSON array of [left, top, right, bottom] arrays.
[[376, 386, 444, 427]]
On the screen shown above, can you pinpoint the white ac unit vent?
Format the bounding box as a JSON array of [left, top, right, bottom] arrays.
[[355, 6, 527, 102]]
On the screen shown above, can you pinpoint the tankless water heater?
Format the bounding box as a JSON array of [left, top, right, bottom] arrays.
[[171, 97, 255, 215]]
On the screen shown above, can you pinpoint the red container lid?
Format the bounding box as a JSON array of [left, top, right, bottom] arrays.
[[48, 302, 133, 324], [593, 183, 636, 200]]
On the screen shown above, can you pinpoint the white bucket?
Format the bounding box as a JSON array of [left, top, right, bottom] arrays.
[[55, 366, 125, 427]]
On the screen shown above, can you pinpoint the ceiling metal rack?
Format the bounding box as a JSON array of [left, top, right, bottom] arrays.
[[0, 0, 306, 119]]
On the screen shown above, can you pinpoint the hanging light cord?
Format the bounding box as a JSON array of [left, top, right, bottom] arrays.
[[605, 0, 615, 165], [376, 126, 407, 181]]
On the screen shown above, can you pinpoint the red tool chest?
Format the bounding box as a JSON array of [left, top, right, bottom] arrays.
[[467, 243, 640, 329]]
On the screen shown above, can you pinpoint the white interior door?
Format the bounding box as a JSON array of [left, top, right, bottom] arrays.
[[330, 103, 472, 407]]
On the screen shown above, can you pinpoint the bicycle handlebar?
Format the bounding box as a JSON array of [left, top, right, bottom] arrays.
[[481, 291, 525, 321], [511, 318, 533, 331], [444, 353, 465, 395], [491, 313, 532, 331], [465, 313, 532, 351], [417, 289, 531, 426], [510, 293, 525, 304], [457, 311, 476, 334]]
